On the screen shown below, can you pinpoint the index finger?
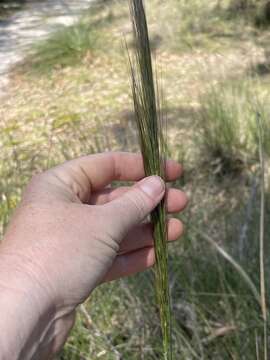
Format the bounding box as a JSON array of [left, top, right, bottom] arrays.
[[48, 152, 182, 203]]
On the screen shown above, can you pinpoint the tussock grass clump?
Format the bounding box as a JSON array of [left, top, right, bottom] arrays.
[[27, 21, 99, 73], [20, 1, 127, 75], [128, 0, 171, 358], [198, 81, 270, 176], [228, 0, 270, 27], [25, 0, 124, 75]]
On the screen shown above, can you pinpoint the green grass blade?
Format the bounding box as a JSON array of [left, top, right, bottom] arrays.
[[128, 1, 172, 358]]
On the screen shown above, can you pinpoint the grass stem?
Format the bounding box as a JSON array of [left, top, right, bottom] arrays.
[[257, 114, 268, 360], [128, 1, 172, 358]]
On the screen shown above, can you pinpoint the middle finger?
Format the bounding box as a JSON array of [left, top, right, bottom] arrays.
[[90, 186, 188, 214], [119, 218, 184, 254]]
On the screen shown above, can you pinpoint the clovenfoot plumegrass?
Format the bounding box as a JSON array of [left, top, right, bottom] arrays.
[[128, 1, 172, 359]]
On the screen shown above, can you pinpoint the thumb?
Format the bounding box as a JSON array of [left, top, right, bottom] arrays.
[[105, 176, 165, 241]]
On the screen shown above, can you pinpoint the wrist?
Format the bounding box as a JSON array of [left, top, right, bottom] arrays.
[[0, 245, 57, 359]]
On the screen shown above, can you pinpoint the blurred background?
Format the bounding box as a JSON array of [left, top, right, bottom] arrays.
[[1, 0, 270, 358]]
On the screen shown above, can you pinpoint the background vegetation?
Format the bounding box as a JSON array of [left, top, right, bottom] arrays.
[[1, 0, 270, 358]]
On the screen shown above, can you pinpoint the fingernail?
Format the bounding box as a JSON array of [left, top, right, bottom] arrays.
[[139, 176, 165, 199]]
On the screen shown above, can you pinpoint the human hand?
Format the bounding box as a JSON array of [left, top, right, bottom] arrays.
[[0, 152, 187, 359]]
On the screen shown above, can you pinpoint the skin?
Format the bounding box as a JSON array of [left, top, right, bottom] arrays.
[[0, 152, 188, 360]]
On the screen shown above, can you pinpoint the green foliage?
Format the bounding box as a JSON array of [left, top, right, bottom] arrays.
[[198, 81, 270, 176], [129, 0, 171, 358], [170, 0, 233, 51], [28, 20, 100, 73], [228, 0, 270, 27], [254, 2, 270, 27], [22, 0, 124, 74], [176, 0, 220, 34]]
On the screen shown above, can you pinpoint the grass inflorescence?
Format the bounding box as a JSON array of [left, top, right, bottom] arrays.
[[128, 0, 172, 358]]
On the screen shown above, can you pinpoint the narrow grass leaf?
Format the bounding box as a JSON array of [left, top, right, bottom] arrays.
[[257, 113, 268, 360], [128, 1, 172, 358]]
